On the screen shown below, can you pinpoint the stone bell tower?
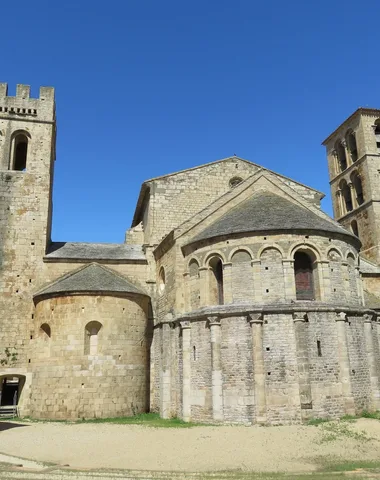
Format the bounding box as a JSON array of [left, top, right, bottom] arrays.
[[0, 83, 56, 366], [323, 107, 380, 264]]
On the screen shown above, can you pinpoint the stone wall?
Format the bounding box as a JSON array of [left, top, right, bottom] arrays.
[[30, 294, 152, 419], [156, 307, 380, 425]]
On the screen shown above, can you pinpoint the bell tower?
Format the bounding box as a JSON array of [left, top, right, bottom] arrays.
[[0, 83, 56, 367], [323, 107, 380, 264]]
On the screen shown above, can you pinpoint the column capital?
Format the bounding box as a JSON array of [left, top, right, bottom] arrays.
[[251, 259, 261, 266], [247, 312, 263, 324], [336, 311, 347, 322], [183, 271, 189, 278], [198, 266, 208, 272], [207, 316, 221, 327], [223, 262, 232, 268], [364, 313, 375, 323], [180, 320, 191, 330], [292, 312, 308, 322]]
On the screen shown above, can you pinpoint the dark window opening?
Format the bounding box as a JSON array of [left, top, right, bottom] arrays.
[[40, 323, 51, 338], [317, 340, 322, 357], [12, 134, 28, 171], [335, 141, 347, 172], [374, 120, 380, 151], [209, 257, 224, 305], [340, 180, 353, 213], [351, 173, 364, 206], [294, 251, 315, 300], [351, 220, 359, 238], [346, 131, 358, 162]]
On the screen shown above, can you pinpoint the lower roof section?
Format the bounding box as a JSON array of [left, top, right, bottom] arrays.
[[44, 242, 146, 263]]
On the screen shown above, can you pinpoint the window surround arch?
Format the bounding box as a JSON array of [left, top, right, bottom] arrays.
[[9, 129, 31, 171], [288, 241, 321, 263], [350, 170, 364, 207], [292, 247, 319, 301], [345, 129, 358, 163], [186, 256, 201, 272], [158, 266, 166, 294], [203, 250, 226, 268], [326, 246, 344, 261], [334, 139, 347, 173], [345, 251, 358, 265], [207, 254, 225, 305], [39, 323, 51, 338], [84, 321, 102, 355], [228, 246, 254, 262], [257, 244, 285, 260]]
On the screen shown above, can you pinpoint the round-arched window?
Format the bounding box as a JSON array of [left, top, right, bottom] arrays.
[[229, 176, 243, 188], [158, 267, 166, 293]]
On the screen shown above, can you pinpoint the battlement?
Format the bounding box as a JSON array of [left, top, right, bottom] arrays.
[[0, 84, 55, 122]]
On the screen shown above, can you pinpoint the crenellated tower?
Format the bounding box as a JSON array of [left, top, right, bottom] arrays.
[[0, 84, 56, 369], [323, 108, 380, 264]]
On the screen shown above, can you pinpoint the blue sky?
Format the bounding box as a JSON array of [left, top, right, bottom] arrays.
[[2, 1, 379, 242]]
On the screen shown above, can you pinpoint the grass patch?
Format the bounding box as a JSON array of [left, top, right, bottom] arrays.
[[317, 420, 374, 444], [307, 418, 331, 426], [320, 459, 380, 472], [21, 412, 210, 428]]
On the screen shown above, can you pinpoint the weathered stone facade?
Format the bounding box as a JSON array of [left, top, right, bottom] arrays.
[[1, 84, 380, 424]]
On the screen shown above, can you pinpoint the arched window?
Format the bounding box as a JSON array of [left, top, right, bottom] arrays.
[[231, 250, 253, 303], [189, 259, 200, 310], [229, 176, 243, 188], [335, 140, 347, 172], [374, 119, 380, 151], [294, 251, 315, 300], [340, 179, 353, 213], [350, 172, 364, 206], [351, 220, 359, 238], [11, 132, 29, 171], [158, 267, 166, 294], [84, 321, 102, 355], [209, 256, 224, 305], [345, 130, 358, 163], [40, 323, 51, 338]]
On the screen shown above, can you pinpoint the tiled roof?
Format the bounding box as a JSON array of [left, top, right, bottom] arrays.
[[45, 242, 146, 262], [188, 191, 356, 245], [34, 263, 147, 299]]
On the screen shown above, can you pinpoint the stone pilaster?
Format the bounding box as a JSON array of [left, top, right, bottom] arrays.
[[251, 260, 263, 303], [336, 190, 342, 217], [183, 272, 190, 311], [349, 182, 357, 209], [222, 262, 233, 304], [282, 260, 296, 301], [293, 312, 312, 417], [342, 261, 350, 302], [248, 313, 266, 424], [363, 314, 380, 411], [315, 261, 326, 301], [160, 322, 171, 419], [181, 320, 191, 422], [335, 312, 355, 415], [356, 267, 365, 306], [208, 316, 223, 421], [319, 261, 331, 302], [198, 267, 208, 306]]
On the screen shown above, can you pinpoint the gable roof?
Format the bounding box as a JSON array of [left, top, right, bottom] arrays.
[[34, 263, 148, 300], [44, 242, 146, 263], [186, 191, 357, 246], [131, 156, 324, 227]]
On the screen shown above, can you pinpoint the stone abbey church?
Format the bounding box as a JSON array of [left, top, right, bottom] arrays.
[[2, 84, 380, 425]]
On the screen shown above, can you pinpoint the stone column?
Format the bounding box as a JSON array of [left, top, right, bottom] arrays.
[[251, 260, 263, 303], [248, 313, 266, 424], [293, 312, 312, 417], [348, 182, 357, 209], [198, 267, 208, 306], [160, 322, 171, 419], [363, 314, 380, 411], [356, 267, 365, 306], [222, 262, 233, 304], [181, 320, 191, 422], [208, 316, 223, 421], [283, 260, 296, 301], [335, 190, 342, 218], [342, 261, 350, 302], [336, 312, 355, 415]]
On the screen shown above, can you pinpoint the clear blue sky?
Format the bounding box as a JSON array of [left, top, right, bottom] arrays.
[[2, 1, 379, 242]]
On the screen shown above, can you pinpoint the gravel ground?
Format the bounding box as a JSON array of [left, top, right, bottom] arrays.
[[1, 419, 380, 473]]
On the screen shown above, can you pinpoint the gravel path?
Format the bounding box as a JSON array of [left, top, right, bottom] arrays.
[[1, 419, 380, 473]]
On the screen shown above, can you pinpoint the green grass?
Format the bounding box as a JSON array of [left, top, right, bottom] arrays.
[[20, 412, 210, 428]]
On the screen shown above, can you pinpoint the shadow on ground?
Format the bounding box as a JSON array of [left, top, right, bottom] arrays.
[[0, 422, 28, 432]]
